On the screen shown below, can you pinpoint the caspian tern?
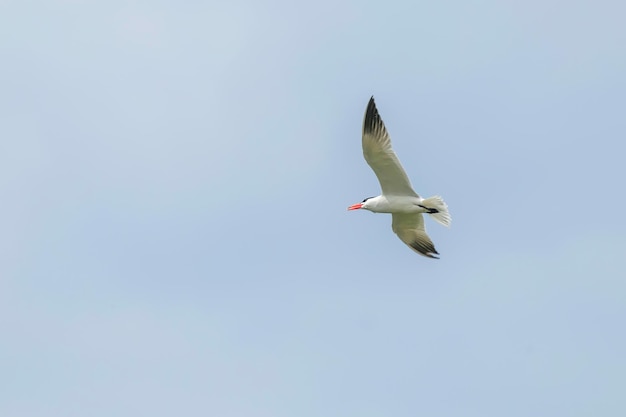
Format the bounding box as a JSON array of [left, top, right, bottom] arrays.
[[348, 97, 451, 259]]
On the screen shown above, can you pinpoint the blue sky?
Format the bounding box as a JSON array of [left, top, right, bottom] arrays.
[[2, 1, 625, 416]]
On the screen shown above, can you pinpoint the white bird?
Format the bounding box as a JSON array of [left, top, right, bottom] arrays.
[[348, 97, 451, 259]]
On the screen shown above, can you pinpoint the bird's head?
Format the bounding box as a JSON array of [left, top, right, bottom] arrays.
[[348, 196, 376, 211]]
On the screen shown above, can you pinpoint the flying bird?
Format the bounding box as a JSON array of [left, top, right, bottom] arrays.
[[348, 97, 451, 258]]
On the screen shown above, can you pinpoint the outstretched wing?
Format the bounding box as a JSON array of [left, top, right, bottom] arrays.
[[362, 97, 419, 197], [392, 213, 439, 259]]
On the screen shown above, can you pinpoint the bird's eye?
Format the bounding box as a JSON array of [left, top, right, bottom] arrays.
[[362, 198, 369, 203]]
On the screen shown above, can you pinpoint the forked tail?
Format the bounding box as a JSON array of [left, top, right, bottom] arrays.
[[422, 195, 451, 227]]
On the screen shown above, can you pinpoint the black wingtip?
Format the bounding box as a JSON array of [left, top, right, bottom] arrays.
[[409, 240, 440, 259], [363, 96, 380, 135]]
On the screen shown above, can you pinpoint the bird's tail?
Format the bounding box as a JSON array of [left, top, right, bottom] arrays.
[[422, 195, 451, 227]]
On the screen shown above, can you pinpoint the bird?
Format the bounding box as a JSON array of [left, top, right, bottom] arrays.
[[348, 97, 451, 259]]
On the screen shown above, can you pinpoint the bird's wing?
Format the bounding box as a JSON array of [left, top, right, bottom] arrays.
[[392, 213, 439, 259], [362, 97, 419, 197]]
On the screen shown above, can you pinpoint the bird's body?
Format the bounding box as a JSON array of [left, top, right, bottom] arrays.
[[351, 195, 429, 214], [348, 97, 450, 259]]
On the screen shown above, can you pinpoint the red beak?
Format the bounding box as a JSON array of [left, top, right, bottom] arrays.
[[347, 203, 363, 211]]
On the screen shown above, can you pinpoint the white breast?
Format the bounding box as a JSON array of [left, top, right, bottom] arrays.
[[368, 195, 425, 214]]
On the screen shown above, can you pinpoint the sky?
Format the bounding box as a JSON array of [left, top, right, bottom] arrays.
[[1, 0, 625, 416]]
